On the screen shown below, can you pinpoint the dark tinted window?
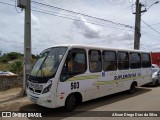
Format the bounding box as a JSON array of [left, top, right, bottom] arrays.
[[102, 51, 117, 71], [89, 50, 102, 72], [129, 52, 141, 69], [118, 51, 129, 70], [142, 53, 151, 68]]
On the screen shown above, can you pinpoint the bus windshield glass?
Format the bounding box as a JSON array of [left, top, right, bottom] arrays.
[[31, 47, 68, 77]]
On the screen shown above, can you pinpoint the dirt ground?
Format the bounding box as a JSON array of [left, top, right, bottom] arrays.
[[0, 87, 31, 111], [0, 87, 160, 120]]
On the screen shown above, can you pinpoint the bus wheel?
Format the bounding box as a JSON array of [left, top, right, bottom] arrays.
[[128, 83, 136, 94], [154, 80, 159, 87], [65, 94, 78, 111]]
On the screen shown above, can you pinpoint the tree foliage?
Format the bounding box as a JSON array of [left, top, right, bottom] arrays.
[[0, 52, 22, 63], [0, 52, 37, 75], [7, 52, 22, 61], [9, 60, 23, 74]]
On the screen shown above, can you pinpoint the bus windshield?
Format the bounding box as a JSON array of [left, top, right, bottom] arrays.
[[31, 47, 68, 77]]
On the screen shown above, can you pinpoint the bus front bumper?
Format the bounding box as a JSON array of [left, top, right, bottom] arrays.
[[27, 89, 56, 108]]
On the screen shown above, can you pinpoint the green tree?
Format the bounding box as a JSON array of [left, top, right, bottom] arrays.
[[0, 56, 8, 63], [7, 52, 22, 61], [9, 60, 23, 74], [0, 52, 22, 63]]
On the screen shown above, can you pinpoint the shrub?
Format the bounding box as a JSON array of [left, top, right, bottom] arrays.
[[9, 60, 23, 74], [0, 57, 8, 63], [0, 52, 22, 63]]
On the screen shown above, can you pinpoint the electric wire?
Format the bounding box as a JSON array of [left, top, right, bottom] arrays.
[[14, 0, 23, 13], [32, 9, 134, 32], [1, 1, 160, 51], [142, 19, 160, 35], [31, 1, 134, 29]]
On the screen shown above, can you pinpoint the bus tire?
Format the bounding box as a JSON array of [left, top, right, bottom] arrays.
[[128, 82, 136, 94], [65, 94, 78, 111], [154, 80, 159, 87]]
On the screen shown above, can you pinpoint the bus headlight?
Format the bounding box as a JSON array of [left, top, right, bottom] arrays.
[[42, 84, 52, 94]]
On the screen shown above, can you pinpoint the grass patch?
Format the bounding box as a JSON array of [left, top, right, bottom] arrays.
[[0, 63, 10, 71]]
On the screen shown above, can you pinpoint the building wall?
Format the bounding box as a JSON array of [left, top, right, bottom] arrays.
[[0, 76, 22, 91], [151, 53, 160, 66]]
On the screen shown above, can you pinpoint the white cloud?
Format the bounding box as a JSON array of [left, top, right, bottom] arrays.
[[73, 16, 102, 38], [73, 16, 134, 43], [31, 12, 40, 30]]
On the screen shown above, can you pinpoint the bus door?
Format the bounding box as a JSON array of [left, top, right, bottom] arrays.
[[57, 48, 88, 102]]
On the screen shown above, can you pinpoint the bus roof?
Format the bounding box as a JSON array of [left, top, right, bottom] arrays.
[[50, 44, 151, 53]]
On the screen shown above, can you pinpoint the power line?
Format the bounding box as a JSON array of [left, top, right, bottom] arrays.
[[0, 1, 134, 30], [30, 2, 134, 31], [109, 9, 133, 21], [141, 19, 160, 35], [0, 39, 24, 44], [1, 1, 159, 41], [150, 23, 160, 26], [127, 0, 135, 13], [31, 6, 118, 27], [0, 1, 15, 7], [32, 9, 134, 32], [145, 22, 160, 26], [141, 32, 159, 41], [141, 30, 160, 39], [106, 6, 132, 19], [0, 0, 135, 30], [14, 0, 23, 13], [31, 1, 134, 29], [0, 1, 134, 43]]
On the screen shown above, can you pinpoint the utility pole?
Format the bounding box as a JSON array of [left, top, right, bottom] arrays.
[[17, 0, 32, 96], [133, 0, 146, 50]]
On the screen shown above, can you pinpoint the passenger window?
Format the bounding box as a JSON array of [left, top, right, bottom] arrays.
[[129, 52, 141, 69], [102, 51, 117, 71], [60, 49, 87, 82], [118, 51, 129, 70], [142, 53, 151, 68], [89, 50, 102, 72]]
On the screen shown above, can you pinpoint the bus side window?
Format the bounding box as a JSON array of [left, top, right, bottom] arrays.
[[89, 50, 102, 72], [60, 49, 87, 82], [129, 52, 141, 69], [102, 51, 117, 71], [117, 51, 129, 70], [142, 53, 151, 68]]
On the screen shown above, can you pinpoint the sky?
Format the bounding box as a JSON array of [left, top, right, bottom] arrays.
[[0, 0, 160, 55]]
